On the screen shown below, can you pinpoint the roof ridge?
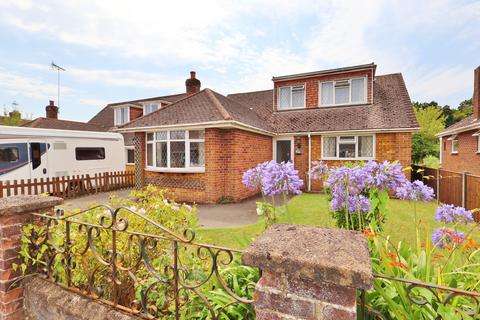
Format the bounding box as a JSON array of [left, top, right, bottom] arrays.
[[204, 89, 232, 120], [227, 88, 273, 96]]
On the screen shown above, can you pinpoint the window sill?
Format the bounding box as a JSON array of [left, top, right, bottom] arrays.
[[126, 163, 135, 165], [321, 157, 375, 161], [451, 152, 459, 155], [276, 106, 306, 111], [320, 102, 368, 108], [146, 167, 205, 173]]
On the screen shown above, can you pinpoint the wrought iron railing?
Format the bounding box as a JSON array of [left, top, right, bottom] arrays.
[[359, 273, 480, 319], [25, 206, 257, 320]]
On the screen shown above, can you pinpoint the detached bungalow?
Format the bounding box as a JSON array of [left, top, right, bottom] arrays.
[[117, 64, 418, 203]]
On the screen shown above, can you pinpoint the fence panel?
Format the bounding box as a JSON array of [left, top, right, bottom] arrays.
[[0, 171, 134, 199], [466, 174, 480, 212], [438, 169, 463, 207]]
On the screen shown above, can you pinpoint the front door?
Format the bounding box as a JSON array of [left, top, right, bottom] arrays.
[[275, 140, 292, 163]]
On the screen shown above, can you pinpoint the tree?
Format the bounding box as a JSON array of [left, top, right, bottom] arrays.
[[412, 105, 446, 164], [2, 110, 23, 126]]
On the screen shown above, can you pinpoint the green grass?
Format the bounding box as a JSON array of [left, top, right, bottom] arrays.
[[196, 194, 479, 249]]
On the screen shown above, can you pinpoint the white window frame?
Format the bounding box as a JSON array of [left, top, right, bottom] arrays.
[[451, 138, 459, 154], [321, 134, 376, 160], [145, 130, 205, 173], [143, 103, 159, 115], [272, 136, 295, 164], [114, 106, 130, 126], [125, 146, 134, 165], [277, 84, 306, 110], [319, 77, 367, 107]]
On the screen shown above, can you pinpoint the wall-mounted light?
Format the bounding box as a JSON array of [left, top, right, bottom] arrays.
[[295, 138, 302, 155]]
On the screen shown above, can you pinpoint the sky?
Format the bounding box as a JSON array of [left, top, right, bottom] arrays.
[[0, 0, 479, 122]]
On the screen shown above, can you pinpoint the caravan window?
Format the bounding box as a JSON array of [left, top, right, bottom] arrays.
[[0, 147, 19, 163], [75, 147, 105, 161], [30, 143, 42, 169]]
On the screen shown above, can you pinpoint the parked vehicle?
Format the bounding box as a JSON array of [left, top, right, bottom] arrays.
[[0, 126, 125, 181]]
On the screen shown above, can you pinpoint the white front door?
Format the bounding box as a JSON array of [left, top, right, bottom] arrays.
[[274, 138, 294, 163]]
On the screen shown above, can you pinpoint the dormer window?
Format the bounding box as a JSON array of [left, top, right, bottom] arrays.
[[320, 77, 366, 106], [114, 106, 130, 126], [278, 85, 305, 110], [144, 103, 159, 115]]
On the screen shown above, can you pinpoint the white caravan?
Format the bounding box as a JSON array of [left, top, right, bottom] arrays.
[[0, 126, 125, 181]]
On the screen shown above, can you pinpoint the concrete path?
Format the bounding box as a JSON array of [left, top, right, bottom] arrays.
[[58, 189, 260, 228]]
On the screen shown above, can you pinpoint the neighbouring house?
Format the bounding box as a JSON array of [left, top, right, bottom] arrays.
[[22, 100, 105, 132], [437, 66, 480, 175], [88, 93, 187, 170], [115, 63, 418, 204]]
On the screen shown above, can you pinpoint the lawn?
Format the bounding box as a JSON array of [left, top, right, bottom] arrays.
[[196, 193, 479, 249]]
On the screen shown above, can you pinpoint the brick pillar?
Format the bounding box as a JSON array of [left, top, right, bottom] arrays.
[[242, 224, 372, 320], [0, 195, 63, 320]]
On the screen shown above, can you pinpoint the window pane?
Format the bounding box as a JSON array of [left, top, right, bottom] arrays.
[[279, 87, 291, 109], [170, 130, 185, 140], [170, 141, 185, 168], [358, 136, 373, 158], [156, 142, 168, 167], [321, 82, 334, 105], [147, 133, 154, 141], [291, 88, 305, 108], [127, 149, 134, 164], [0, 147, 19, 163], [323, 137, 336, 157], [339, 143, 356, 158], [189, 130, 205, 139], [190, 142, 205, 167], [351, 78, 365, 103], [339, 136, 355, 141], [335, 86, 349, 104], [146, 144, 153, 166], [155, 131, 167, 140], [452, 140, 459, 152], [75, 147, 105, 161]]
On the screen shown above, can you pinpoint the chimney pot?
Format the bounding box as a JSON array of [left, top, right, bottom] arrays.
[[45, 100, 59, 119], [185, 71, 201, 96], [474, 66, 480, 120]]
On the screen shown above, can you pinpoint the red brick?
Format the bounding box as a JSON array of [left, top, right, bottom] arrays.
[[322, 305, 356, 320], [442, 130, 480, 175], [254, 288, 316, 320]]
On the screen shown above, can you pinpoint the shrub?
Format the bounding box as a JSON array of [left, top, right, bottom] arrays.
[[217, 195, 234, 204]]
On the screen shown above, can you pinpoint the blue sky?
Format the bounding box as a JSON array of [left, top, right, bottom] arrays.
[[0, 0, 479, 122]]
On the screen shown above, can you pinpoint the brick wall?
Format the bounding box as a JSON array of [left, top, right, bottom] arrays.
[[442, 130, 480, 175], [305, 132, 412, 191], [129, 107, 143, 121], [273, 69, 374, 110], [141, 128, 272, 204]]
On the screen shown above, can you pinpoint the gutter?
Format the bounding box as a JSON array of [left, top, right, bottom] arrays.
[[308, 133, 312, 191], [436, 121, 480, 137]]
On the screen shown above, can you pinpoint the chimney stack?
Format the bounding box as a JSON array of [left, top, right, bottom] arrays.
[[474, 66, 480, 120], [46, 100, 59, 119], [185, 71, 201, 96]]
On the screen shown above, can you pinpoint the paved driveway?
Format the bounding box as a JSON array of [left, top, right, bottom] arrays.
[[59, 190, 260, 228]]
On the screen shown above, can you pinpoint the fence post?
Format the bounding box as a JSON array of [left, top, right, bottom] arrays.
[[242, 224, 372, 319], [0, 195, 63, 320], [462, 172, 469, 208], [436, 168, 440, 204]]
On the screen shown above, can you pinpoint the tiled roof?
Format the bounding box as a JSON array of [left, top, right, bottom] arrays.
[[438, 115, 480, 136], [88, 93, 187, 130], [21, 117, 106, 132], [118, 73, 418, 134]]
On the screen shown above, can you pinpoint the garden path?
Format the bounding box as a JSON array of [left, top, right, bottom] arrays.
[[58, 189, 259, 228]]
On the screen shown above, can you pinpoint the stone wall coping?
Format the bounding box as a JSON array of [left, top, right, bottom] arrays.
[[0, 195, 63, 216], [242, 224, 373, 289]]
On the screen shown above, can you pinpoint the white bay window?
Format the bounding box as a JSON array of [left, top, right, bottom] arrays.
[[146, 130, 205, 172], [320, 77, 366, 107], [322, 135, 375, 160], [114, 107, 130, 126]]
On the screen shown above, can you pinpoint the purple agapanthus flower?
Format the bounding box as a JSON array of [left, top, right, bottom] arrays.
[[364, 161, 408, 191], [431, 227, 465, 248], [242, 161, 268, 191], [262, 161, 304, 196], [395, 180, 435, 202], [331, 194, 371, 214], [434, 204, 474, 224], [325, 165, 369, 197], [309, 161, 329, 181]]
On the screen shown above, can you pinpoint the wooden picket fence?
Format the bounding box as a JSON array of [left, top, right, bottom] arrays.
[[412, 165, 480, 220], [0, 171, 134, 199]]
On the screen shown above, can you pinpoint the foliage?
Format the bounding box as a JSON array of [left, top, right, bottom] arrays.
[[413, 99, 473, 128], [2, 110, 23, 126], [16, 185, 257, 319], [217, 196, 234, 204], [421, 155, 440, 169], [364, 203, 479, 319]]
